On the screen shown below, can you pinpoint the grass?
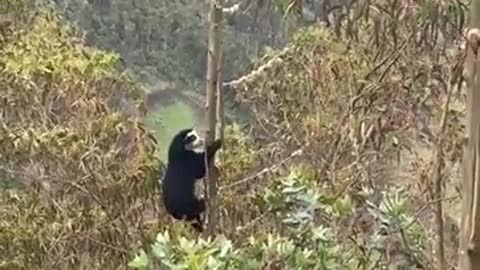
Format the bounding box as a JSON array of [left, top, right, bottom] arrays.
[[146, 99, 201, 161]]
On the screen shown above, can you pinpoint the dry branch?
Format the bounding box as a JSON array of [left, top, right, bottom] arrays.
[[219, 148, 303, 190], [223, 47, 290, 88], [430, 66, 456, 270], [222, 3, 240, 14]]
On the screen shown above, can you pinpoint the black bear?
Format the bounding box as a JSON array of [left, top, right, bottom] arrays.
[[161, 128, 222, 232]]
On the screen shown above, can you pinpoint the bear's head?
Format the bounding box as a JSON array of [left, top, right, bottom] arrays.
[[168, 128, 205, 160]]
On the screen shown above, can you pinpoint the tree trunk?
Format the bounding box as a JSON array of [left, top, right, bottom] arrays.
[[431, 72, 453, 270], [204, 0, 224, 237], [216, 51, 225, 142], [458, 1, 480, 268]]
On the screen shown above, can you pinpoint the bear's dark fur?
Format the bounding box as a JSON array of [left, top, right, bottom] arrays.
[[161, 128, 222, 232]]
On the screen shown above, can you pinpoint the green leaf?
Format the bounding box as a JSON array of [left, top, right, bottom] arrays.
[[128, 249, 149, 269]]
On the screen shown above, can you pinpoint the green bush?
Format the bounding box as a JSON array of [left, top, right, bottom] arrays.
[[130, 171, 430, 269], [0, 5, 160, 269]]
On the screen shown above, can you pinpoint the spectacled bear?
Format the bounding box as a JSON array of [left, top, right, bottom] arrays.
[[161, 128, 222, 232]]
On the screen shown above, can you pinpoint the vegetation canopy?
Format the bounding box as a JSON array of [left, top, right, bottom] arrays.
[[0, 3, 160, 269]]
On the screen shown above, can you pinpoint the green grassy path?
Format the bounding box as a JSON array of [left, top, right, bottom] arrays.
[[146, 99, 201, 161]]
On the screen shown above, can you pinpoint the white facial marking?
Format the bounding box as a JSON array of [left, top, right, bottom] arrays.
[[185, 129, 205, 153]]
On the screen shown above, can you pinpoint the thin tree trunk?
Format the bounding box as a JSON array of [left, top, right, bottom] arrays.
[[458, 1, 480, 267], [204, 0, 224, 237], [431, 71, 454, 270], [216, 51, 225, 142]]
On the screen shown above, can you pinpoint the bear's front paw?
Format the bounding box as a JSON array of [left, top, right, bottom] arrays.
[[197, 198, 206, 212], [213, 139, 222, 149]]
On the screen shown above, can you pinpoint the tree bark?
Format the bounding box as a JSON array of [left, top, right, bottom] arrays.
[[458, 1, 480, 268], [204, 0, 224, 237], [216, 51, 225, 142], [431, 72, 453, 270]]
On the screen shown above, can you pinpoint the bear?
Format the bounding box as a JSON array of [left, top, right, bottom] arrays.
[[161, 128, 222, 232]]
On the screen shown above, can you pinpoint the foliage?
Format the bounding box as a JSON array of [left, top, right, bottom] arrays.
[[0, 5, 161, 269], [226, 0, 467, 267], [56, 0, 271, 86], [215, 124, 262, 237], [233, 0, 465, 210], [218, 123, 259, 179], [130, 172, 430, 269], [0, 0, 35, 45], [3, 14, 117, 79]]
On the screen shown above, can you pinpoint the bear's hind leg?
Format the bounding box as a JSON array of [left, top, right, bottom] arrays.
[[175, 198, 205, 232], [195, 198, 206, 230], [187, 198, 205, 232]]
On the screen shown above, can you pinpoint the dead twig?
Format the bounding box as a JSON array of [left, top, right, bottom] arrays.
[[219, 148, 303, 190]]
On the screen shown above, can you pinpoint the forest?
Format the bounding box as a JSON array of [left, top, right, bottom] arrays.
[[0, 0, 478, 269]]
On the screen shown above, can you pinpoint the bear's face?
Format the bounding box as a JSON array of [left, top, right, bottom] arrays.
[[167, 128, 206, 160], [183, 129, 205, 154]]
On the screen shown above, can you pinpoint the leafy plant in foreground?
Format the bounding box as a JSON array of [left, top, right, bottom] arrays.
[[130, 171, 430, 269]]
